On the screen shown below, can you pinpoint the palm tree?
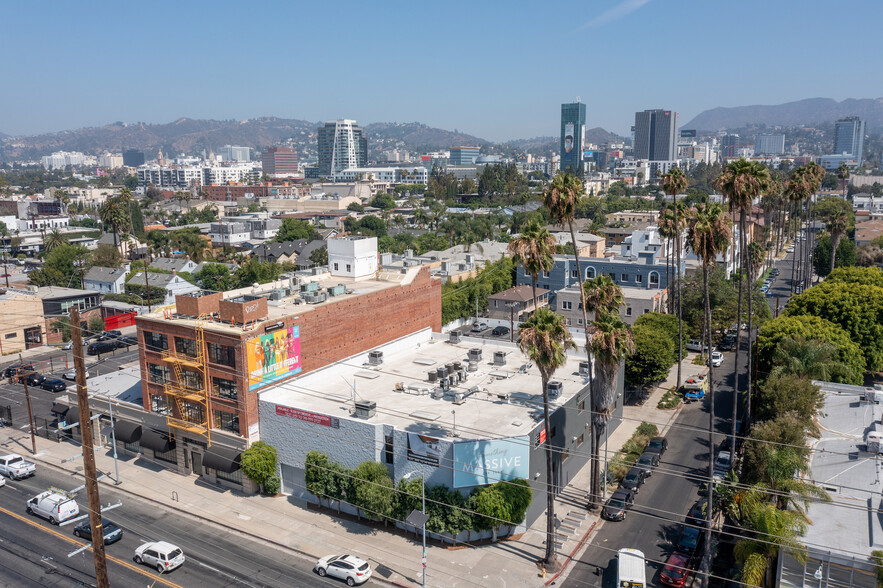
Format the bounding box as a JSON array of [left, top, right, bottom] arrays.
[[836, 162, 850, 199], [801, 163, 825, 290], [507, 221, 557, 305], [589, 311, 633, 509], [657, 205, 677, 313], [770, 336, 852, 382], [584, 275, 627, 506], [825, 207, 850, 274], [713, 159, 770, 450], [661, 167, 688, 390], [685, 201, 732, 583], [784, 167, 812, 291], [517, 308, 574, 572], [44, 228, 68, 253]]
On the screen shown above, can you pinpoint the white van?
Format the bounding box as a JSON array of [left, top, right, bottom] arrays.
[[26, 491, 79, 525], [617, 547, 646, 587]]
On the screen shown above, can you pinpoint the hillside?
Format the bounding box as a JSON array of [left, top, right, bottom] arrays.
[[684, 97, 883, 132], [364, 122, 489, 152]]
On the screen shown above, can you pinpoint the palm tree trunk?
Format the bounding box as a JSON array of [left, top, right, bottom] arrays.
[[746, 275, 754, 429], [790, 200, 799, 293], [731, 213, 746, 455], [831, 232, 840, 275], [568, 221, 598, 511], [700, 263, 715, 585], [676, 212, 683, 391], [541, 376, 558, 569]]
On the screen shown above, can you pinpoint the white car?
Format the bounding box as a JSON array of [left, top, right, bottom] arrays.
[[0, 474, 6, 488], [63, 369, 90, 381], [709, 351, 724, 367], [316, 554, 372, 586], [134, 541, 185, 574]]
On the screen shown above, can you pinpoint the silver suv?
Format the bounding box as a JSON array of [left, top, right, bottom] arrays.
[[134, 541, 185, 573]]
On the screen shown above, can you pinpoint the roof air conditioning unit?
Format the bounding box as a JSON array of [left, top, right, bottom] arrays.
[[547, 381, 563, 397], [579, 361, 591, 377], [354, 400, 376, 419], [493, 351, 507, 366], [468, 348, 482, 362], [449, 330, 462, 344], [427, 371, 438, 383], [368, 350, 384, 365]]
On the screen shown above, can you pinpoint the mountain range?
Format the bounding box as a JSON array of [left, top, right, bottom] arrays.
[[684, 97, 883, 132]]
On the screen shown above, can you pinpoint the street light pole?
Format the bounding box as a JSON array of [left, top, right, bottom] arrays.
[[403, 471, 427, 588]]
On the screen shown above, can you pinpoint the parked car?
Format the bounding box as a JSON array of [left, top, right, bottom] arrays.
[[63, 369, 90, 381], [134, 541, 185, 573], [686, 498, 710, 527], [20, 372, 45, 386], [87, 341, 116, 356], [714, 450, 733, 474], [718, 336, 735, 351], [0, 474, 6, 488], [116, 335, 138, 348], [660, 551, 693, 587], [619, 467, 647, 494], [644, 436, 668, 456], [97, 330, 122, 342], [26, 491, 79, 525], [471, 322, 488, 333], [676, 526, 701, 560], [601, 488, 635, 521], [4, 364, 35, 378], [42, 378, 67, 393], [62, 340, 88, 350], [634, 451, 659, 478], [491, 326, 510, 337], [685, 339, 703, 352], [74, 520, 123, 545], [315, 554, 373, 585], [708, 351, 724, 367], [0, 453, 36, 479]]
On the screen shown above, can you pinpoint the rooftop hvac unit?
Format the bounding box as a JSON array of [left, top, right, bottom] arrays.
[[468, 348, 482, 362], [432, 388, 445, 399], [547, 381, 563, 397], [328, 284, 345, 296], [354, 400, 376, 419], [368, 350, 384, 365], [436, 366, 448, 379], [579, 361, 591, 377], [493, 351, 507, 366], [467, 362, 478, 372], [301, 281, 319, 293], [449, 330, 462, 344], [427, 371, 438, 383]]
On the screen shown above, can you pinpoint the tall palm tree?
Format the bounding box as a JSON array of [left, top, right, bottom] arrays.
[[784, 167, 812, 291], [801, 163, 825, 290], [589, 311, 633, 510], [713, 159, 770, 451], [507, 221, 557, 305], [584, 275, 627, 507], [44, 228, 68, 253], [661, 167, 688, 390], [657, 205, 677, 313], [825, 207, 850, 275], [686, 201, 732, 584], [836, 162, 850, 199], [517, 308, 574, 572]]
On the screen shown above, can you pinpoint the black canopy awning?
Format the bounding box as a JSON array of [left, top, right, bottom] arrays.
[[51, 401, 70, 416], [112, 420, 142, 444], [202, 445, 241, 474], [140, 428, 175, 453]]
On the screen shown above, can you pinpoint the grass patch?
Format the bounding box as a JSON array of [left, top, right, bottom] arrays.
[[607, 422, 659, 485], [657, 387, 681, 410], [692, 354, 706, 365]]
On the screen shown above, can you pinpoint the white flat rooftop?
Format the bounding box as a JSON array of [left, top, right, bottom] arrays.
[[260, 329, 590, 440]]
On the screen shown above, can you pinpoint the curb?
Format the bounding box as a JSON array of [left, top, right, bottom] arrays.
[[23, 441, 410, 588], [543, 520, 597, 586]]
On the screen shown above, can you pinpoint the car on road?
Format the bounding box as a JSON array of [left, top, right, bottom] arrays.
[[97, 330, 122, 342], [676, 526, 701, 560], [134, 541, 185, 573], [601, 488, 635, 521], [686, 498, 711, 527], [0, 454, 36, 479], [619, 467, 647, 494], [645, 436, 669, 457], [471, 322, 488, 333], [684, 381, 706, 402], [634, 451, 659, 478], [19, 372, 45, 386], [26, 491, 78, 525], [87, 341, 117, 355], [708, 351, 724, 367], [63, 369, 91, 381], [682, 374, 707, 391], [0, 475, 5, 488], [718, 336, 735, 351], [714, 450, 733, 474], [491, 326, 510, 337], [116, 335, 138, 348], [4, 364, 35, 378], [74, 520, 123, 545], [685, 339, 703, 352], [315, 554, 372, 585], [660, 551, 693, 587], [41, 378, 67, 393]]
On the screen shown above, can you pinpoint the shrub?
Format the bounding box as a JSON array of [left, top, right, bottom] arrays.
[[264, 475, 281, 495], [240, 441, 278, 490]]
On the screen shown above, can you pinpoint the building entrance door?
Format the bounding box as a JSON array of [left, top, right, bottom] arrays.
[[191, 451, 203, 476]]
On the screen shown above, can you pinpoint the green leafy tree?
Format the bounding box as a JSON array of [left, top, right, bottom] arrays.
[[274, 218, 317, 242], [240, 441, 278, 492], [469, 485, 511, 542], [369, 193, 396, 210], [626, 323, 676, 386], [305, 451, 348, 508], [812, 234, 857, 277], [233, 259, 282, 288], [753, 374, 823, 433], [90, 244, 123, 268], [825, 265, 883, 288], [195, 263, 235, 291], [350, 460, 396, 524], [87, 314, 105, 335], [440, 258, 515, 324], [29, 243, 89, 287], [52, 316, 72, 342], [769, 336, 855, 384], [309, 245, 328, 266], [347, 202, 365, 213], [633, 312, 684, 362]]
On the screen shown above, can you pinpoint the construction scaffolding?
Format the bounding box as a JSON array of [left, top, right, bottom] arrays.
[[161, 315, 211, 446]]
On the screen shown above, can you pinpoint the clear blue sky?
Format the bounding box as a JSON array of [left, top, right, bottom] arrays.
[[2, 0, 881, 141]]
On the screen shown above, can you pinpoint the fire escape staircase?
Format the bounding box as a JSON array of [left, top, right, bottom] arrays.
[[161, 315, 211, 445]]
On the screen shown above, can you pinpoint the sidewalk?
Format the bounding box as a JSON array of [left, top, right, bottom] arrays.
[[0, 356, 703, 588]]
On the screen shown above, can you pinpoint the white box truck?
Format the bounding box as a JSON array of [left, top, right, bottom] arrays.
[[617, 547, 646, 588]]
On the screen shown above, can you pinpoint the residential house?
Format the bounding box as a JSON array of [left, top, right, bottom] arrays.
[[553, 283, 667, 327], [855, 220, 883, 247], [34, 286, 102, 344], [516, 252, 680, 293], [125, 272, 199, 305], [605, 210, 661, 226], [250, 240, 308, 264], [209, 222, 251, 247], [293, 241, 328, 270], [83, 266, 128, 294], [149, 257, 198, 274], [487, 285, 549, 321], [545, 223, 606, 258]]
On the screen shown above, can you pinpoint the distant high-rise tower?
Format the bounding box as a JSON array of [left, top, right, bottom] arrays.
[[450, 146, 480, 165], [261, 147, 299, 177], [318, 119, 368, 178], [754, 134, 785, 155], [560, 102, 586, 175], [833, 117, 865, 165], [633, 109, 678, 161], [123, 149, 145, 167], [218, 145, 251, 162]]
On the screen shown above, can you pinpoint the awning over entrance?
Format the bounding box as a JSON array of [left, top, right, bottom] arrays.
[[140, 428, 175, 453], [112, 420, 142, 444], [202, 445, 241, 474]]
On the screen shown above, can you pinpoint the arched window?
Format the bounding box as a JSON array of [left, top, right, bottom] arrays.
[[585, 267, 596, 279], [648, 271, 660, 287]]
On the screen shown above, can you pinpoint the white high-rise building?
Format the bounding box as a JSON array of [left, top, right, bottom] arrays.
[[218, 145, 251, 162], [41, 151, 87, 170], [318, 119, 367, 177]]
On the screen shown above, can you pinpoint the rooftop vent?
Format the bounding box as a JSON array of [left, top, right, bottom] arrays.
[[368, 350, 384, 365], [493, 351, 507, 366], [467, 361, 478, 372], [354, 400, 376, 419], [468, 348, 482, 362], [427, 370, 438, 383]]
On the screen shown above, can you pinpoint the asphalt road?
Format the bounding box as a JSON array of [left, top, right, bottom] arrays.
[[0, 464, 342, 587]]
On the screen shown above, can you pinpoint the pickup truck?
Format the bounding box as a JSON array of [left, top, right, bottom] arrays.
[[0, 454, 36, 479]]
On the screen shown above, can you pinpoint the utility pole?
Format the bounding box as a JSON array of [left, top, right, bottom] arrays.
[[143, 248, 152, 312], [20, 370, 37, 455], [70, 307, 110, 588]]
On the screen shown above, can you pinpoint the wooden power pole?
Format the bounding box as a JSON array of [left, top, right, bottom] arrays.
[[70, 307, 110, 588]]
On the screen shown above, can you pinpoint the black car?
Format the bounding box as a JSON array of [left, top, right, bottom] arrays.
[[73, 520, 123, 545], [677, 525, 701, 559], [718, 336, 735, 351], [601, 488, 635, 521], [115, 335, 138, 348], [491, 326, 510, 337], [5, 364, 35, 379], [687, 498, 711, 527], [41, 378, 67, 393], [20, 372, 45, 386], [635, 451, 659, 478], [88, 341, 117, 356], [619, 467, 647, 494], [97, 330, 122, 342], [644, 436, 668, 457]]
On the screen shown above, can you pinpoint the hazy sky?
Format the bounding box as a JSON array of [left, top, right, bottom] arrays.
[[2, 0, 881, 141]]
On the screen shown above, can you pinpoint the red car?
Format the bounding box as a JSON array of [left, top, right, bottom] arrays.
[[659, 551, 692, 587]]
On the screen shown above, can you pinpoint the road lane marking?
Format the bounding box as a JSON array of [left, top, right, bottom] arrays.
[[0, 504, 185, 588]]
